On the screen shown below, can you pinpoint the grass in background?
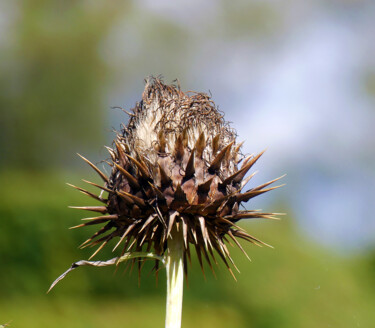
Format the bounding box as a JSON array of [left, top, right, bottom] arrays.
[[0, 170, 374, 327]]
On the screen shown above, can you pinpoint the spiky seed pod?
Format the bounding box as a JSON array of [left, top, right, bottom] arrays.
[[72, 77, 283, 279]]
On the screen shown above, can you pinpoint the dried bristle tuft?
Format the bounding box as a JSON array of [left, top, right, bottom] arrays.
[[71, 77, 282, 278]]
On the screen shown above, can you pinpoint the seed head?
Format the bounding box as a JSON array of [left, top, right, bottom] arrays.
[[71, 77, 283, 278]]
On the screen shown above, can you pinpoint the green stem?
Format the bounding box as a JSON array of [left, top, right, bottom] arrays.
[[165, 225, 184, 328]]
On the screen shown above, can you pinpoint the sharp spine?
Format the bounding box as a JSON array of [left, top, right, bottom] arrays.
[[77, 153, 108, 182]]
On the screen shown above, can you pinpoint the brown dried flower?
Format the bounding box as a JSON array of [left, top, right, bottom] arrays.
[[68, 77, 283, 279], [49, 77, 284, 328]]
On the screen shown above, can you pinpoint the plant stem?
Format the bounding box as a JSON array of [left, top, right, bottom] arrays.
[[165, 225, 184, 328]]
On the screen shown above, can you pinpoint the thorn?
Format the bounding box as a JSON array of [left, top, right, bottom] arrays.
[[217, 217, 246, 232], [139, 215, 156, 234], [194, 243, 206, 280], [212, 134, 221, 155], [198, 177, 214, 195], [231, 212, 281, 220], [240, 171, 258, 189], [124, 153, 149, 178], [115, 164, 140, 190], [195, 132, 206, 158], [113, 224, 136, 252], [105, 146, 116, 161], [77, 153, 108, 182], [237, 184, 284, 203], [79, 224, 112, 248], [89, 239, 110, 259], [174, 134, 184, 160], [167, 211, 179, 238], [174, 184, 187, 202], [148, 182, 165, 200], [233, 141, 244, 157], [232, 230, 273, 248], [211, 239, 236, 280], [236, 150, 266, 182], [117, 191, 146, 207], [198, 216, 208, 250], [228, 230, 251, 261], [181, 127, 189, 147], [208, 142, 234, 173], [252, 174, 286, 191], [81, 214, 118, 221], [158, 163, 172, 188], [154, 204, 167, 229], [66, 183, 106, 203], [114, 141, 126, 163], [181, 215, 188, 249], [223, 151, 264, 187], [158, 130, 166, 153], [82, 179, 112, 193], [184, 149, 195, 180], [68, 206, 108, 214], [190, 224, 198, 244]]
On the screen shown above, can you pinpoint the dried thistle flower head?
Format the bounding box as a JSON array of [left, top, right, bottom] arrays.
[[70, 77, 283, 279]]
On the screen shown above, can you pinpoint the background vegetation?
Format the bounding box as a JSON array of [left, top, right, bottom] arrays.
[[1, 1, 374, 327], [1, 171, 374, 327]]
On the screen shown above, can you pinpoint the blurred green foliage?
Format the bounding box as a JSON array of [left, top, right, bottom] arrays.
[[0, 171, 374, 327], [0, 1, 127, 169]]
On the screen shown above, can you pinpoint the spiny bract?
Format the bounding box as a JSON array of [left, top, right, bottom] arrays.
[[70, 77, 283, 278]]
